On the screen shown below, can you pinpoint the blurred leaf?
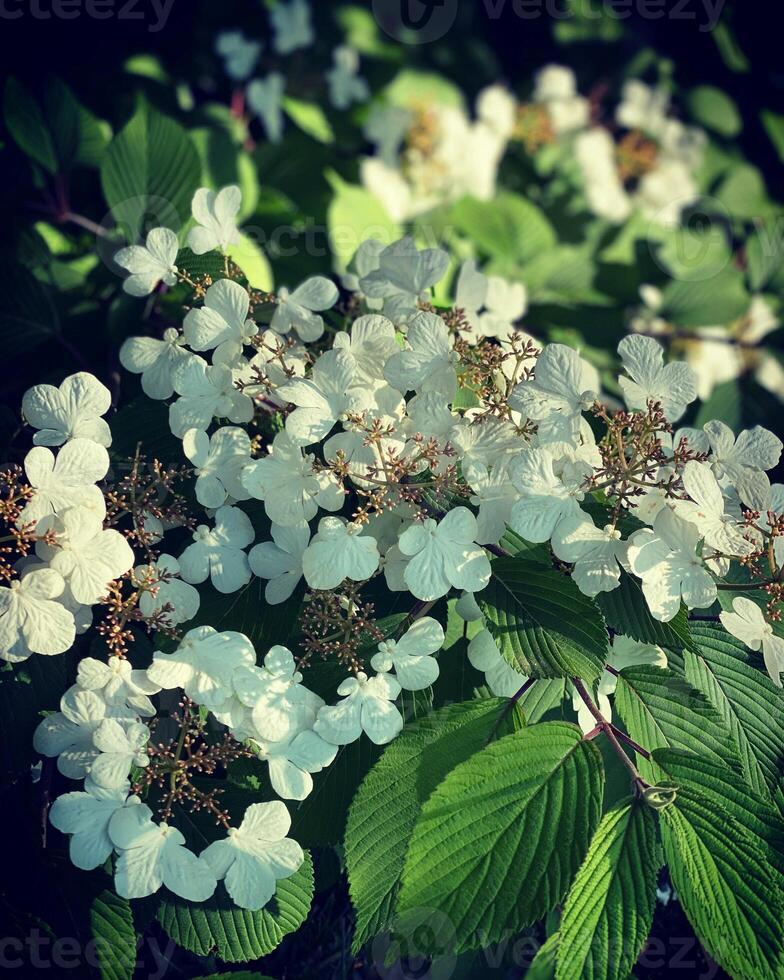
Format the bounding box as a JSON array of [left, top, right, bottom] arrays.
[[659, 269, 749, 327], [282, 97, 335, 144], [0, 258, 60, 355], [384, 69, 463, 108], [686, 86, 742, 137], [452, 192, 556, 267], [761, 110, 784, 162], [228, 232, 274, 290], [325, 171, 401, 272], [715, 164, 777, 221]]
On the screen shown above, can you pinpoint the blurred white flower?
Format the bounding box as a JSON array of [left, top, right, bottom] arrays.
[[327, 46, 369, 109], [215, 30, 261, 81], [270, 0, 313, 54], [247, 73, 285, 143]]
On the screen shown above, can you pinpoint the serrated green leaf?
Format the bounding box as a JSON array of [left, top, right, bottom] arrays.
[[660, 791, 784, 980], [478, 556, 608, 681], [451, 192, 556, 265], [0, 259, 60, 355], [4, 77, 57, 172], [685, 623, 784, 803], [346, 698, 515, 952], [396, 722, 604, 952], [614, 665, 741, 783], [101, 98, 200, 241], [596, 571, 693, 652], [556, 799, 661, 980], [90, 890, 136, 980], [156, 853, 313, 962], [660, 269, 749, 327], [528, 932, 559, 979]]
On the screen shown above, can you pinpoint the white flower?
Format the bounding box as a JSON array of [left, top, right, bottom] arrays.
[[627, 508, 717, 622], [278, 348, 358, 445], [384, 310, 458, 398], [332, 314, 399, 386], [617, 335, 697, 422], [270, 277, 339, 343], [327, 46, 369, 109], [247, 73, 285, 143], [89, 719, 150, 789], [241, 430, 343, 526], [509, 343, 598, 445], [36, 507, 134, 605], [616, 79, 670, 136], [302, 517, 380, 590], [49, 781, 129, 870], [450, 416, 522, 470], [248, 523, 309, 604], [182, 426, 252, 508], [114, 227, 179, 297], [19, 439, 109, 527], [720, 597, 784, 687], [314, 670, 403, 746], [575, 129, 631, 223], [215, 30, 261, 81], [397, 508, 491, 601], [533, 65, 590, 135], [359, 238, 449, 319], [508, 448, 589, 543], [183, 279, 258, 365], [76, 657, 160, 717], [135, 554, 200, 627], [703, 420, 782, 493], [201, 802, 303, 910], [254, 731, 337, 800], [120, 329, 192, 400], [370, 617, 444, 690], [33, 687, 109, 779], [551, 515, 626, 596], [22, 372, 111, 448], [187, 185, 241, 255], [0, 568, 75, 663], [233, 645, 322, 742], [147, 625, 256, 711], [178, 505, 254, 594], [455, 261, 526, 341], [463, 460, 519, 546], [169, 356, 253, 437], [676, 461, 753, 557], [467, 629, 526, 697], [270, 0, 313, 53], [109, 798, 217, 901]]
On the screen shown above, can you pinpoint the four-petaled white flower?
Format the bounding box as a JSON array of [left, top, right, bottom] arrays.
[[618, 335, 697, 422], [384, 310, 458, 398], [120, 328, 192, 400], [270, 0, 313, 54], [508, 448, 589, 543], [467, 628, 527, 697], [241, 430, 343, 527], [233, 646, 323, 742], [271, 277, 339, 344], [332, 314, 399, 386], [114, 227, 179, 296], [183, 279, 258, 365], [109, 798, 217, 901], [676, 461, 753, 557], [360, 238, 449, 320], [327, 46, 369, 110], [463, 460, 519, 546], [247, 73, 285, 143], [551, 514, 626, 596], [720, 597, 784, 687], [89, 718, 150, 789], [182, 426, 252, 508], [302, 517, 380, 590], [178, 505, 254, 594], [254, 731, 338, 801], [455, 259, 527, 340], [215, 30, 261, 81], [703, 420, 783, 498], [248, 522, 309, 604], [187, 185, 242, 255], [201, 802, 304, 910], [36, 507, 134, 605], [22, 373, 112, 448], [0, 567, 75, 662], [169, 357, 254, 437], [278, 348, 358, 445], [19, 439, 109, 527], [76, 657, 161, 717], [397, 508, 491, 601], [147, 625, 256, 711], [33, 687, 110, 779], [314, 670, 404, 745], [627, 508, 717, 622], [49, 780, 130, 870], [135, 554, 201, 627], [370, 617, 444, 690]]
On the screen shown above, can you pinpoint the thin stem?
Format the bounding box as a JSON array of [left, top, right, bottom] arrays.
[[486, 678, 535, 744]]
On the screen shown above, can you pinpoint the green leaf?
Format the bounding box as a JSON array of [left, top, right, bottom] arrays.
[[451, 193, 556, 266], [0, 258, 60, 355], [101, 98, 200, 241], [227, 233, 273, 290], [596, 571, 693, 652], [660, 791, 784, 980], [761, 110, 784, 162], [478, 555, 608, 681], [694, 379, 743, 430], [345, 698, 515, 951], [685, 623, 784, 803], [614, 665, 741, 784], [396, 722, 604, 952], [90, 890, 136, 980], [715, 164, 775, 221], [109, 397, 182, 465], [528, 932, 559, 979], [156, 853, 313, 962], [325, 171, 401, 273], [282, 97, 334, 144], [659, 269, 749, 327], [190, 575, 301, 653], [556, 799, 661, 980], [686, 86, 742, 137], [4, 77, 57, 171]]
